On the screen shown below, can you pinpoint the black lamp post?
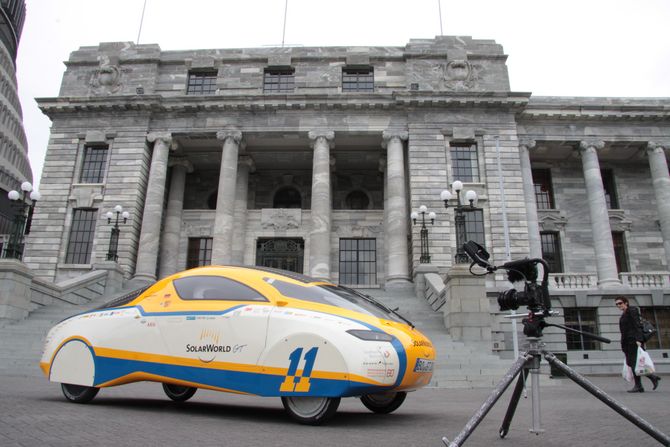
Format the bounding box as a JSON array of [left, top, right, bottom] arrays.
[[3, 182, 40, 260], [441, 180, 478, 263], [411, 205, 436, 264], [106, 205, 129, 262]]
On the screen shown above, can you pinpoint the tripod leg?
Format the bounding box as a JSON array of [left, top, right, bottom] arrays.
[[443, 352, 532, 447], [499, 367, 528, 438], [543, 350, 670, 446]]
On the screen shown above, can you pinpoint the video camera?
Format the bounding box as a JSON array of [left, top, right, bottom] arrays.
[[462, 240, 551, 315]]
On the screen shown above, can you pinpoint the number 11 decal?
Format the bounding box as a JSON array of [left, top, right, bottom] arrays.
[[280, 347, 319, 392]]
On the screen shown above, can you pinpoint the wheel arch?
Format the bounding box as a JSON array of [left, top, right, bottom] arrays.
[[49, 337, 96, 386]]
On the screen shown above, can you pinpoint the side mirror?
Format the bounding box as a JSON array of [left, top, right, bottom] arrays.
[[463, 240, 491, 269]]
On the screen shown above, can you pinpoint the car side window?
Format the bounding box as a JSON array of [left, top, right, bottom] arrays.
[[173, 276, 268, 302]]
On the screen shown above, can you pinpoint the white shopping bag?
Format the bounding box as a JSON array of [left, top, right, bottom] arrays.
[[621, 360, 633, 382], [634, 346, 656, 376]]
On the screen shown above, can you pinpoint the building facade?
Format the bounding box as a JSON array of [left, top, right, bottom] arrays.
[[0, 0, 33, 245], [25, 37, 670, 367]]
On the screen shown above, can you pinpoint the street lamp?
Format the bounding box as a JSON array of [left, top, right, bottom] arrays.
[[441, 180, 478, 263], [411, 205, 436, 263], [105, 205, 129, 262], [3, 181, 40, 260]]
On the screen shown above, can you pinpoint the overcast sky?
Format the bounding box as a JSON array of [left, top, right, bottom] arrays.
[[15, 0, 670, 189]]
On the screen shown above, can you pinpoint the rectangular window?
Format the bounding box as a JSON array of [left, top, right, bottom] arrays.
[[640, 307, 670, 349], [464, 209, 486, 248], [450, 144, 479, 182], [263, 68, 295, 93], [342, 67, 374, 92], [601, 169, 619, 209], [540, 232, 563, 273], [187, 237, 213, 269], [532, 168, 555, 209], [80, 145, 108, 183], [563, 308, 601, 350], [339, 238, 377, 286], [612, 231, 629, 273], [65, 209, 97, 264], [186, 71, 218, 95]]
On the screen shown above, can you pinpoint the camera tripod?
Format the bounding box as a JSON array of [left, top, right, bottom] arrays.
[[443, 336, 670, 446]]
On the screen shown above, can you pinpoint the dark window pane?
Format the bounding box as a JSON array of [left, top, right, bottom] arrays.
[[338, 238, 377, 286], [264, 68, 295, 93], [564, 308, 601, 350], [540, 232, 563, 273], [65, 209, 97, 264], [187, 238, 213, 268], [450, 144, 479, 182], [640, 307, 670, 349], [80, 146, 108, 183], [612, 232, 629, 273], [601, 169, 619, 209], [174, 275, 267, 301], [345, 190, 369, 209], [464, 210, 485, 248], [532, 168, 555, 209], [187, 71, 218, 95], [342, 67, 374, 92], [273, 187, 301, 208]]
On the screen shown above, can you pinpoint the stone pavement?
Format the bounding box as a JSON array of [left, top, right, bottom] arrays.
[[0, 373, 667, 447]]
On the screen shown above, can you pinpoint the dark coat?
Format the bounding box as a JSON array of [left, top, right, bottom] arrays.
[[620, 305, 644, 368]]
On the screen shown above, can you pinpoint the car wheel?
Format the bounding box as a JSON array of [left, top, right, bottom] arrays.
[[61, 383, 99, 403], [162, 383, 197, 402], [281, 396, 340, 425], [360, 391, 407, 414]]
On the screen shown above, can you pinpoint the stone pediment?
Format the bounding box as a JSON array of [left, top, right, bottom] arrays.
[[537, 209, 568, 231], [261, 209, 302, 230]]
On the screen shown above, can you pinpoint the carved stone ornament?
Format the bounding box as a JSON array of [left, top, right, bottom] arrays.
[[89, 62, 123, 95], [261, 209, 302, 230], [184, 223, 214, 237], [608, 210, 632, 232], [441, 60, 481, 92], [538, 210, 568, 231], [334, 224, 383, 237]]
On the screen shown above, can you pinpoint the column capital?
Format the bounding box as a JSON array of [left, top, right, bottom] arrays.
[[579, 139, 605, 152], [217, 129, 243, 145], [647, 141, 668, 154], [381, 129, 408, 148], [147, 132, 174, 148], [168, 157, 194, 173], [519, 139, 536, 150], [308, 130, 335, 148], [238, 155, 256, 173]]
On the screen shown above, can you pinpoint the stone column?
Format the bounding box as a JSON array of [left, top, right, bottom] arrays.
[[212, 129, 243, 265], [307, 130, 334, 280], [231, 156, 255, 264], [519, 139, 542, 258], [382, 130, 411, 287], [158, 158, 193, 278], [379, 157, 389, 279], [579, 140, 620, 287], [134, 132, 173, 283], [647, 142, 670, 265]]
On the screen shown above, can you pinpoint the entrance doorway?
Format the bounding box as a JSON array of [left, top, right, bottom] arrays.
[[256, 238, 304, 273]]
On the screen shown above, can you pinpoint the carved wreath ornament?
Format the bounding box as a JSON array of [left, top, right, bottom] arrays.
[[90, 64, 123, 95], [441, 60, 481, 92]]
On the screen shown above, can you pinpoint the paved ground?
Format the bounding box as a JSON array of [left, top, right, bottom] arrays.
[[0, 372, 668, 447]]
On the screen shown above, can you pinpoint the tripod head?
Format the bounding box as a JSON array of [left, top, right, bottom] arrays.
[[462, 241, 610, 343]]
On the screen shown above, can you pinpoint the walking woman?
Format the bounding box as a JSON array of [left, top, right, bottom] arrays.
[[616, 296, 661, 392]]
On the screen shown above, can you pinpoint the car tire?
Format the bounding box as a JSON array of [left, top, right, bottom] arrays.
[[281, 396, 340, 425], [61, 383, 99, 404], [360, 391, 407, 414], [162, 383, 197, 402]]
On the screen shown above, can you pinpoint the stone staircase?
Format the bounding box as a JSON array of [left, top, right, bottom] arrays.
[[359, 287, 518, 388]]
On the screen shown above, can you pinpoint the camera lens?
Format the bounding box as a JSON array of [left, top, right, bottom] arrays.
[[497, 289, 520, 311]]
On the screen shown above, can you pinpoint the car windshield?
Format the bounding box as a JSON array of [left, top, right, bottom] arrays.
[[263, 277, 404, 323]]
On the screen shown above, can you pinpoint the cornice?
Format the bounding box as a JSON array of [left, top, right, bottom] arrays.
[[36, 91, 531, 116], [518, 100, 670, 122]]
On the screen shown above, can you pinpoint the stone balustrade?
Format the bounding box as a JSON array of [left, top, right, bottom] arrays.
[[620, 272, 670, 288], [549, 273, 597, 289]]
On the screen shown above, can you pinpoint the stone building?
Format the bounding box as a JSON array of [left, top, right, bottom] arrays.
[[24, 37, 670, 369], [0, 0, 33, 240]]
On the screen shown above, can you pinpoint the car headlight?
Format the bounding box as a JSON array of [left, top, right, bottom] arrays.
[[346, 329, 393, 342]]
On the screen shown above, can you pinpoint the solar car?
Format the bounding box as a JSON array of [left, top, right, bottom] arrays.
[[40, 266, 435, 424]]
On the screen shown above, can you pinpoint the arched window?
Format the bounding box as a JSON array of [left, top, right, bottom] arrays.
[[273, 186, 301, 208], [345, 190, 369, 210]]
